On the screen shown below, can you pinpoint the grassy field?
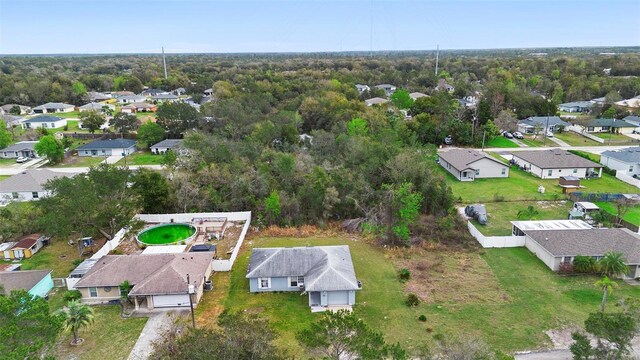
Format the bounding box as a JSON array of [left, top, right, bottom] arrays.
[[6, 237, 86, 278], [198, 234, 640, 355], [486, 137, 519, 148], [116, 151, 164, 166], [594, 201, 640, 226], [52, 156, 104, 168], [553, 131, 601, 146], [53, 306, 147, 360], [593, 132, 640, 145], [470, 200, 572, 236]]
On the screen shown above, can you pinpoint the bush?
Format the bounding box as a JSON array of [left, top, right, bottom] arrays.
[[418, 314, 427, 322], [573, 255, 597, 273], [398, 268, 411, 283], [72, 258, 84, 266], [406, 293, 420, 307], [63, 290, 82, 302]]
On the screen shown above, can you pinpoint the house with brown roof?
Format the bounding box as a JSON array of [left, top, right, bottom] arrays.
[[4, 234, 46, 259], [121, 102, 157, 114], [74, 253, 213, 310], [511, 149, 602, 179], [438, 148, 510, 181]]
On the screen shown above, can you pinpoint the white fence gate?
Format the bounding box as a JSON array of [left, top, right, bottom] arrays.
[[467, 222, 526, 248]]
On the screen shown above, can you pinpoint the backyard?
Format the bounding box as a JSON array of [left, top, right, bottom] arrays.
[[469, 200, 573, 236], [116, 151, 164, 166], [595, 201, 640, 226]]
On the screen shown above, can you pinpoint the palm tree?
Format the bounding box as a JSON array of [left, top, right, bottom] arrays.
[[598, 252, 627, 278], [58, 300, 95, 345], [517, 205, 540, 220], [594, 276, 618, 313]]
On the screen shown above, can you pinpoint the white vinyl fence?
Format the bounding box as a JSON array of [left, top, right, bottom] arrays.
[[568, 127, 605, 143], [616, 172, 640, 188], [467, 221, 526, 248]]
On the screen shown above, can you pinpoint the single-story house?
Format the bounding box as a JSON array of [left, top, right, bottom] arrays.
[[22, 115, 67, 130], [365, 97, 389, 107], [150, 139, 183, 154], [374, 84, 396, 96], [141, 88, 168, 96], [110, 91, 135, 97], [615, 96, 640, 108], [522, 228, 640, 279], [511, 149, 603, 179], [623, 116, 640, 126], [116, 95, 147, 104], [582, 118, 637, 134], [173, 87, 186, 96], [517, 116, 571, 134], [86, 91, 112, 102], [1, 104, 31, 115], [0, 169, 78, 204], [1, 114, 25, 128], [78, 102, 116, 113], [438, 149, 509, 181], [0, 270, 53, 297], [77, 138, 137, 157], [601, 147, 640, 177], [246, 245, 361, 310], [32, 102, 74, 114], [121, 102, 157, 113], [151, 94, 179, 103], [203, 88, 213, 96], [410, 92, 429, 101], [0, 141, 38, 159], [73, 253, 213, 310], [435, 79, 455, 93], [559, 101, 593, 113], [4, 234, 46, 260], [355, 84, 370, 94]]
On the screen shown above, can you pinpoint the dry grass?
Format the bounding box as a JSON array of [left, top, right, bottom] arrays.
[[257, 224, 337, 238]]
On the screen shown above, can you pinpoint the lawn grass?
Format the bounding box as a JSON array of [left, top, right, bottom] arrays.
[[594, 201, 640, 226], [486, 137, 519, 148], [6, 237, 85, 278], [568, 150, 601, 163], [53, 305, 147, 360], [0, 175, 9, 181], [50, 111, 82, 119], [593, 132, 640, 145], [116, 151, 164, 166], [520, 135, 550, 147], [0, 158, 17, 166], [470, 200, 572, 236], [51, 156, 104, 168], [553, 131, 601, 146]]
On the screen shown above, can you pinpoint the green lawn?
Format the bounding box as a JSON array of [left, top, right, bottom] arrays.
[[116, 151, 164, 166], [0, 175, 9, 181], [594, 201, 640, 226], [520, 135, 550, 147], [486, 137, 519, 148], [593, 132, 640, 145], [553, 131, 601, 146], [568, 150, 601, 163], [50, 111, 81, 119], [51, 156, 105, 168], [471, 200, 572, 236], [0, 158, 18, 166], [6, 237, 85, 278], [53, 306, 148, 360]]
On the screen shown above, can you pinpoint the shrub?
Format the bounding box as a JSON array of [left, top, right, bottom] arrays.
[[573, 255, 597, 273], [398, 268, 411, 283], [63, 290, 82, 302], [71, 258, 84, 266], [406, 293, 420, 307], [418, 314, 427, 322]]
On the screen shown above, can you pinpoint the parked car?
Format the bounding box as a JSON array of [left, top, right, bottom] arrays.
[[513, 132, 524, 139], [545, 131, 554, 137], [444, 135, 453, 145], [16, 156, 29, 163], [503, 132, 514, 139]]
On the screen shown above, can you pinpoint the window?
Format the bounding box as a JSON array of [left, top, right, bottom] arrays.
[[561, 256, 572, 264], [42, 123, 47, 128], [12, 192, 19, 199], [602, 126, 610, 131], [587, 127, 594, 132], [630, 166, 634, 173], [475, 169, 480, 176], [289, 276, 304, 287], [547, 169, 553, 176], [258, 278, 271, 289], [89, 287, 98, 297], [50, 123, 54, 128], [32, 192, 39, 199], [501, 168, 506, 175], [573, 169, 578, 174]]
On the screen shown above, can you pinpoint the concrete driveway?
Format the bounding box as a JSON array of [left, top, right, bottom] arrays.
[[128, 310, 188, 360]]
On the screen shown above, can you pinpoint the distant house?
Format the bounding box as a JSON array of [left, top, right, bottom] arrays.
[[0, 169, 78, 204], [438, 149, 509, 181], [78, 102, 116, 113], [374, 84, 396, 96], [141, 88, 168, 96], [116, 95, 147, 104], [32, 102, 74, 114], [110, 91, 135, 97], [511, 149, 602, 179], [73, 253, 213, 310], [522, 228, 640, 279], [409, 92, 428, 101], [365, 97, 389, 107], [355, 84, 370, 94], [601, 147, 640, 177], [435, 79, 454, 93], [121, 102, 157, 114], [150, 139, 183, 154], [203, 88, 213, 96], [1, 104, 31, 115], [582, 118, 637, 134], [458, 95, 478, 108], [0, 114, 24, 128], [4, 234, 46, 260], [559, 101, 593, 113], [0, 270, 53, 297], [151, 94, 179, 103], [173, 87, 186, 96], [615, 96, 640, 108], [77, 138, 137, 157], [86, 91, 112, 102], [623, 116, 640, 126], [0, 141, 38, 159], [22, 115, 67, 130], [246, 246, 361, 310], [516, 116, 570, 134]]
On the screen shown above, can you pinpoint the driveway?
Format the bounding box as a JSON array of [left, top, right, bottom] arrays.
[[102, 155, 123, 165], [128, 310, 187, 360]]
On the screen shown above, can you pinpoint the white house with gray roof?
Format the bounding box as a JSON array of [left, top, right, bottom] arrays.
[[1, 104, 31, 115], [601, 147, 640, 177], [150, 139, 183, 154], [78, 102, 115, 113], [22, 115, 67, 130], [0, 169, 78, 205], [517, 116, 571, 134], [246, 246, 361, 310], [116, 95, 147, 104], [32, 102, 74, 114], [512, 149, 602, 179], [438, 149, 509, 181], [77, 138, 136, 157], [365, 97, 389, 107], [0, 141, 38, 159]]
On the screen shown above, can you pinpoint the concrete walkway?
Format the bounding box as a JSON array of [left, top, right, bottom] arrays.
[[128, 310, 187, 360], [547, 136, 571, 147], [102, 155, 123, 165]]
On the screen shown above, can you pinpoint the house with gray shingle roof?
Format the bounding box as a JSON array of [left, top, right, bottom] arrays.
[[246, 246, 361, 310], [438, 149, 509, 181], [365, 97, 389, 107], [517, 116, 571, 134], [32, 102, 74, 114], [601, 147, 640, 177], [0, 141, 38, 159], [21, 115, 67, 130], [512, 149, 602, 179], [151, 94, 179, 103], [77, 138, 137, 157], [78, 102, 116, 113], [0, 168, 78, 204], [1, 104, 31, 115], [150, 139, 183, 154], [583, 118, 638, 134], [0, 270, 53, 297], [116, 95, 147, 104], [559, 101, 593, 113]]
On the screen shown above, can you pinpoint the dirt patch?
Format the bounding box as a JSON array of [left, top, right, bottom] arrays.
[[112, 234, 143, 255], [212, 221, 244, 260], [395, 249, 510, 304], [535, 200, 568, 209]]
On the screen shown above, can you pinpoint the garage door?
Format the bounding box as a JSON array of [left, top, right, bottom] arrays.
[[327, 291, 349, 305], [153, 294, 191, 308]]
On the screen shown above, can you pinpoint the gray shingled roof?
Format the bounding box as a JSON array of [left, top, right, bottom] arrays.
[[586, 118, 636, 128], [23, 115, 64, 124], [439, 149, 505, 171], [365, 97, 389, 106], [33, 102, 74, 110], [246, 246, 359, 291], [77, 138, 136, 150], [0, 270, 51, 295], [601, 147, 640, 164], [624, 116, 640, 124], [151, 139, 183, 149], [0, 169, 78, 193], [75, 253, 213, 296], [525, 228, 640, 264], [512, 149, 602, 169], [0, 141, 37, 153], [79, 102, 113, 111], [518, 116, 570, 128], [559, 101, 593, 108], [151, 94, 179, 100]]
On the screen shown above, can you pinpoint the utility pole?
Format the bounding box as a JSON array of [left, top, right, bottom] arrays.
[[435, 44, 439, 76], [481, 131, 486, 151], [543, 114, 550, 146], [162, 47, 168, 80], [186, 274, 196, 328]]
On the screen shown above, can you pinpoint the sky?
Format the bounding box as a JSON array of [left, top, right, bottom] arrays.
[[0, 0, 638, 54]]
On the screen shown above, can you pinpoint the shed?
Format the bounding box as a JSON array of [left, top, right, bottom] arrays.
[[559, 176, 580, 187]]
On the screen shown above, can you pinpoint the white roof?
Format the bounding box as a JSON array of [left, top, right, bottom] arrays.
[[511, 220, 592, 231], [575, 202, 599, 210], [0, 242, 16, 251], [141, 245, 187, 254]]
